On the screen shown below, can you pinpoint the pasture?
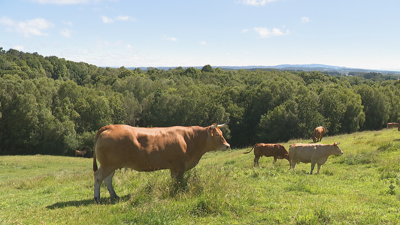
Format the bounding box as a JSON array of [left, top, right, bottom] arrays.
[[1, 128, 400, 224]]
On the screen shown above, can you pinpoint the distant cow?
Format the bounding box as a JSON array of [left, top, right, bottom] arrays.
[[93, 120, 230, 202], [313, 126, 325, 143], [75, 150, 87, 157], [289, 142, 343, 174], [387, 122, 399, 129], [243, 143, 291, 168]]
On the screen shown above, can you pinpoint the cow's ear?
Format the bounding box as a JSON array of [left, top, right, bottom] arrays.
[[208, 128, 214, 136]]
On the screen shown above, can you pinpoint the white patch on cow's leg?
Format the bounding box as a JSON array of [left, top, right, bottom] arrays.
[[104, 170, 119, 199], [94, 166, 115, 202]]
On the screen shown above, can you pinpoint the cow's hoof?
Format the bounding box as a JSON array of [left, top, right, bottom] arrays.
[[94, 197, 100, 203], [111, 194, 120, 199]]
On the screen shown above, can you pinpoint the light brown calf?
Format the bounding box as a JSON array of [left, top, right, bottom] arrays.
[[289, 143, 343, 174]]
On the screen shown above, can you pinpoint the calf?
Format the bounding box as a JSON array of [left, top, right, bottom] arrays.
[[243, 143, 291, 168], [75, 150, 87, 157], [289, 143, 343, 174], [313, 126, 325, 143]]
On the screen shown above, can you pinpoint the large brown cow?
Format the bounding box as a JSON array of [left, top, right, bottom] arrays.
[[289, 142, 343, 174], [387, 122, 399, 129], [313, 126, 325, 143], [243, 143, 291, 168], [93, 120, 230, 202]]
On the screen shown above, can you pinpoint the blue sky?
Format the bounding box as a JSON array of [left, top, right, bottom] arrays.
[[1, 0, 399, 70]]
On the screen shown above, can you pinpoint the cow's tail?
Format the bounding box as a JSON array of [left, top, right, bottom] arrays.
[[243, 146, 254, 154], [93, 126, 110, 172]]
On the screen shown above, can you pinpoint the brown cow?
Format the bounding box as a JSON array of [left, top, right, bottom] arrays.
[[289, 142, 343, 174], [75, 150, 87, 157], [93, 120, 230, 202], [387, 122, 399, 129], [313, 126, 325, 143], [243, 143, 291, 168]]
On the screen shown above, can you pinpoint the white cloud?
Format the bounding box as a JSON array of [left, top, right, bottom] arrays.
[[30, 0, 92, 4], [102, 16, 114, 24], [102, 15, 135, 24], [60, 28, 71, 37], [241, 29, 249, 33], [62, 21, 73, 26], [200, 41, 207, 45], [301, 17, 310, 23], [0, 16, 53, 37], [115, 16, 135, 22], [254, 27, 289, 38], [127, 44, 132, 49], [13, 45, 24, 51], [162, 35, 177, 41], [238, 0, 276, 6]]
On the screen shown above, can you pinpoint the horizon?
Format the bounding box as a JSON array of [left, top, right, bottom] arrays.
[[1, 0, 399, 71]]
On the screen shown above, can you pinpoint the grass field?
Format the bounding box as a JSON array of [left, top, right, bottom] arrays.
[[1, 128, 400, 224]]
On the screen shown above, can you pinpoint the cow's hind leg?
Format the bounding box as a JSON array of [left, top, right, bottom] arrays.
[[310, 162, 316, 175], [104, 170, 119, 199], [316, 164, 322, 174], [254, 156, 260, 167], [94, 166, 115, 202]]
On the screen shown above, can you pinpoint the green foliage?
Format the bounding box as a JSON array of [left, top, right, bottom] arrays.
[[0, 49, 400, 155]]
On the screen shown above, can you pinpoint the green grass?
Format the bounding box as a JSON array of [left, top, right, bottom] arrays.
[[1, 128, 400, 224]]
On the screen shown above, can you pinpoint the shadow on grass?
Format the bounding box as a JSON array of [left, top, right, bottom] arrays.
[[46, 195, 131, 209], [393, 139, 400, 142]]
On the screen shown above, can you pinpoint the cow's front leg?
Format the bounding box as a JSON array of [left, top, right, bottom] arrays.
[[170, 168, 184, 183], [104, 170, 119, 199]]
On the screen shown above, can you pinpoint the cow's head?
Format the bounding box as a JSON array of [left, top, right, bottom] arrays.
[[208, 119, 230, 151], [333, 142, 343, 155], [312, 137, 317, 143]]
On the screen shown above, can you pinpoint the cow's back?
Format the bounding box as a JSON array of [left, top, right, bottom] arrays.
[[255, 144, 288, 156], [95, 125, 190, 171], [289, 144, 316, 164]]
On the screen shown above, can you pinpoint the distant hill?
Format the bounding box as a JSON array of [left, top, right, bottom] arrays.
[[126, 64, 400, 75]]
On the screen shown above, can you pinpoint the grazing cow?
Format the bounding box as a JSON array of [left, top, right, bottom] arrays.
[[387, 122, 399, 129], [93, 120, 230, 202], [289, 142, 343, 174], [243, 143, 291, 168], [313, 126, 325, 143], [75, 150, 87, 157]]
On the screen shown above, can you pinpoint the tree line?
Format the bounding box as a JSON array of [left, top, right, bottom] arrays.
[[0, 48, 399, 156]]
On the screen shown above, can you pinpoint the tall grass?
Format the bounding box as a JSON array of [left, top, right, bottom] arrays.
[[1, 128, 400, 224]]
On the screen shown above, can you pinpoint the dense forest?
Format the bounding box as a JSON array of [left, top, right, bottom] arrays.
[[0, 47, 399, 156]]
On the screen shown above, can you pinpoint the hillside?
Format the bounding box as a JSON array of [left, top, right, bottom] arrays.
[[1, 128, 400, 224], [1, 48, 400, 156]]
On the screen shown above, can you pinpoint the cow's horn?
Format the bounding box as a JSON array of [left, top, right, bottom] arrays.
[[217, 118, 230, 128]]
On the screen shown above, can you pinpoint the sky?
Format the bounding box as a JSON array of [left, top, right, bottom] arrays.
[[1, 0, 399, 71]]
